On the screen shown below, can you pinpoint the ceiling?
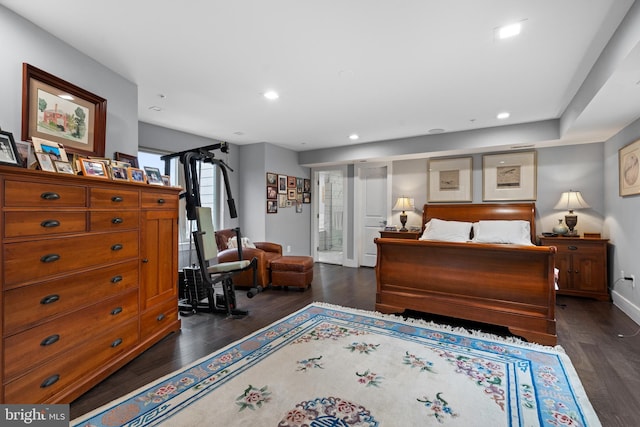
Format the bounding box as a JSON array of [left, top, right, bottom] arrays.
[[3, 0, 640, 152]]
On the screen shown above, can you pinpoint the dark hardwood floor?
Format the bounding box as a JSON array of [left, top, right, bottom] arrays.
[[71, 263, 640, 426]]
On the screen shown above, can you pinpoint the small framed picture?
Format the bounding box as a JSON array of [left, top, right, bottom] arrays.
[[287, 176, 296, 188], [111, 165, 129, 181], [80, 158, 109, 178], [15, 140, 35, 168], [53, 160, 75, 174], [295, 201, 303, 213], [144, 166, 164, 185], [266, 172, 277, 185], [114, 152, 139, 168], [267, 200, 278, 214], [303, 192, 311, 203], [162, 175, 171, 186], [267, 185, 278, 199], [0, 130, 22, 167], [31, 137, 68, 162], [287, 188, 297, 200], [278, 174, 287, 193], [278, 194, 288, 208], [36, 152, 56, 172], [128, 167, 146, 183]]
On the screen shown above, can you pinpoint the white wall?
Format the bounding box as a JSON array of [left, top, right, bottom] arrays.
[[0, 6, 138, 157]]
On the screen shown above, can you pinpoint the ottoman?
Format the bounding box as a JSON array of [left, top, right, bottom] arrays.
[[270, 256, 314, 289]]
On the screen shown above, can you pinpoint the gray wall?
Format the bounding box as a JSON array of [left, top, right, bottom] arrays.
[[1, 6, 137, 157], [604, 116, 640, 324]]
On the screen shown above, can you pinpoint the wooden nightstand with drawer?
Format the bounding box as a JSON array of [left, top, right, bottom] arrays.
[[539, 236, 609, 300]]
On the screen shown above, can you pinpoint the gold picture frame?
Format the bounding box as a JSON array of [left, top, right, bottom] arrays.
[[427, 156, 472, 202], [619, 138, 640, 197], [22, 63, 107, 157], [483, 151, 537, 201]]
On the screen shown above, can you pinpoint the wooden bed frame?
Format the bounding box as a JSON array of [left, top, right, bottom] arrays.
[[375, 203, 557, 345]]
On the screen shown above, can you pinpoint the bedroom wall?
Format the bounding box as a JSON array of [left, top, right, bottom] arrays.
[[0, 6, 138, 157], [389, 144, 605, 236], [604, 116, 640, 324]]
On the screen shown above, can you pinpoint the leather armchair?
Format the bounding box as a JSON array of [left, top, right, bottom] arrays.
[[215, 229, 282, 287]]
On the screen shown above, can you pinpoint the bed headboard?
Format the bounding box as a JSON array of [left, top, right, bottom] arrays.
[[422, 203, 537, 242]]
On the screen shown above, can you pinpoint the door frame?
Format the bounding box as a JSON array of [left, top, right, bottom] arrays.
[[354, 161, 392, 267], [311, 165, 349, 265]]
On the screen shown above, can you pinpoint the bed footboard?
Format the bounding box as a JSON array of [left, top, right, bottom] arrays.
[[375, 238, 557, 345]]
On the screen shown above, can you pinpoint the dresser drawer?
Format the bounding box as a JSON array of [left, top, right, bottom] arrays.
[[90, 210, 139, 232], [4, 230, 139, 288], [3, 260, 139, 334], [4, 290, 139, 380], [3, 319, 139, 403], [4, 211, 87, 238], [141, 298, 179, 340], [90, 188, 139, 209], [141, 191, 178, 209], [4, 180, 86, 208]]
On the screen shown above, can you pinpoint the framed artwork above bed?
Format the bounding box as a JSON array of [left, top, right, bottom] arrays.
[[483, 151, 537, 201], [427, 156, 472, 202]]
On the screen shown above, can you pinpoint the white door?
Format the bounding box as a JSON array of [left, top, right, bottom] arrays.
[[358, 164, 388, 267]]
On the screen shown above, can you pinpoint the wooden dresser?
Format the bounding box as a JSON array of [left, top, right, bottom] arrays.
[[0, 166, 181, 403]]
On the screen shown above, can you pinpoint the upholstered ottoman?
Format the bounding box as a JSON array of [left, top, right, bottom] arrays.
[[270, 256, 314, 289]]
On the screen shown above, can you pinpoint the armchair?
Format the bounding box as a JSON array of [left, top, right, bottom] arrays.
[[215, 229, 282, 288]]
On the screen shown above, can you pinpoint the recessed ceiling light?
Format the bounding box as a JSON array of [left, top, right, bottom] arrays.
[[148, 106, 162, 112], [428, 128, 445, 134], [497, 112, 510, 119], [349, 134, 359, 140], [498, 22, 521, 39], [264, 91, 279, 100]]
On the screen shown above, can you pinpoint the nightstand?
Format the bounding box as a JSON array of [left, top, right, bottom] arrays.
[[539, 236, 609, 300], [379, 230, 421, 239]]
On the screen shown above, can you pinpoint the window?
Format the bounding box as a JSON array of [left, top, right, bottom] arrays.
[[138, 149, 221, 246]]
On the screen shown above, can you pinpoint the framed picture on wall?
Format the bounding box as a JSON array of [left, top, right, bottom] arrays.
[[267, 200, 278, 214], [22, 63, 107, 157], [619, 138, 640, 197], [427, 156, 472, 202], [482, 151, 537, 201], [278, 175, 287, 193]]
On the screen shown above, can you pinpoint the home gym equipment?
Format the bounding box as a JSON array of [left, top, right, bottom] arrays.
[[162, 143, 259, 317]]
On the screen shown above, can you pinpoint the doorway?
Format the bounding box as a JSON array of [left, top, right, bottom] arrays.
[[316, 169, 344, 265]]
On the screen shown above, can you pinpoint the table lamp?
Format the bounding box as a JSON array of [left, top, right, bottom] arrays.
[[392, 196, 415, 231], [553, 190, 590, 237]]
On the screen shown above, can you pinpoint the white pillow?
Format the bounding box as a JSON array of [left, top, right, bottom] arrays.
[[472, 220, 532, 245], [419, 218, 472, 242], [227, 236, 256, 249]]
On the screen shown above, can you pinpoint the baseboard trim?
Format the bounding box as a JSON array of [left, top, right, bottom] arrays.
[[611, 290, 640, 326]]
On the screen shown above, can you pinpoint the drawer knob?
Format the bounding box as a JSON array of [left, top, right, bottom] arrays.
[[157, 313, 166, 322], [111, 244, 123, 251], [111, 275, 123, 283], [40, 334, 60, 347], [40, 374, 60, 388], [40, 219, 60, 228], [40, 294, 60, 305], [142, 258, 149, 263], [40, 192, 60, 200], [568, 245, 578, 250], [40, 254, 60, 263], [111, 196, 124, 202], [111, 307, 123, 315], [111, 338, 123, 348], [157, 198, 165, 204], [111, 217, 124, 224]]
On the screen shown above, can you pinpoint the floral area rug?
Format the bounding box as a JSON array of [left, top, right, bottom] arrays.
[[72, 302, 601, 426]]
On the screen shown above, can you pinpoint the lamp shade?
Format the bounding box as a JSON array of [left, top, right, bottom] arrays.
[[392, 196, 414, 211], [553, 190, 590, 212]]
